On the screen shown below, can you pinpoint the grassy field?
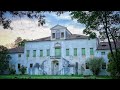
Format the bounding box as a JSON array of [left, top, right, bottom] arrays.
[[0, 75, 112, 79]]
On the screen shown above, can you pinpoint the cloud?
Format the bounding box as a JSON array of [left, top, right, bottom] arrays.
[[0, 12, 86, 46]]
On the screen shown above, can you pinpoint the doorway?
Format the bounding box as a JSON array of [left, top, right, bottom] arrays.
[[52, 60, 59, 75]]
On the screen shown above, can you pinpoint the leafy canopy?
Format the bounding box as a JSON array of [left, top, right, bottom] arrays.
[[0, 45, 11, 74]]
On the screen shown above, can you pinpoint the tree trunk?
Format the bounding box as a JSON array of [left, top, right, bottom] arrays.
[[108, 28, 118, 61], [104, 11, 115, 62]]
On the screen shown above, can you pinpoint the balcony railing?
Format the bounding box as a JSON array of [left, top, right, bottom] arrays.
[[50, 56, 61, 59]]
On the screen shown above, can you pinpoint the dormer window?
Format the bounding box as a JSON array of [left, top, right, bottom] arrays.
[[61, 32, 64, 38], [52, 33, 55, 38], [56, 31, 60, 39]]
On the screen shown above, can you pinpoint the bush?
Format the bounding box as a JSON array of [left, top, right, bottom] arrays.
[[19, 65, 27, 75], [9, 68, 16, 75], [86, 57, 104, 76], [107, 50, 120, 79]]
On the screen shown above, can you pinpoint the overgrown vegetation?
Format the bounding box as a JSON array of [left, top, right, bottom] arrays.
[[19, 65, 27, 75], [0, 45, 11, 74], [9, 67, 16, 75], [107, 50, 120, 79], [86, 57, 104, 76]]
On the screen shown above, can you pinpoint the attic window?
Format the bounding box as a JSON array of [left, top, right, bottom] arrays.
[[56, 31, 60, 39], [61, 32, 64, 38], [52, 33, 55, 38]]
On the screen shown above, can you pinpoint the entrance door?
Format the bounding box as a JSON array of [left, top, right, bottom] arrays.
[[52, 60, 59, 75]]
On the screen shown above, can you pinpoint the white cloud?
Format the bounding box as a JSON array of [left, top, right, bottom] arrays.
[[0, 12, 86, 46], [67, 25, 85, 35]]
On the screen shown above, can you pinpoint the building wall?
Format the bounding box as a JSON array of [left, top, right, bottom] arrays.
[[9, 53, 24, 74], [9, 38, 111, 75]]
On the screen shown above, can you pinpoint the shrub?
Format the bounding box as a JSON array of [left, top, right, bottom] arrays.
[[86, 57, 104, 76], [9, 68, 16, 75], [19, 65, 27, 75], [107, 50, 120, 79]]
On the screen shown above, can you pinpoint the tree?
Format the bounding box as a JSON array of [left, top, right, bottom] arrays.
[[0, 11, 64, 30], [0, 45, 11, 74], [70, 11, 120, 78], [107, 50, 120, 79], [14, 37, 28, 47], [86, 57, 104, 76], [17, 39, 27, 47], [14, 37, 22, 47]]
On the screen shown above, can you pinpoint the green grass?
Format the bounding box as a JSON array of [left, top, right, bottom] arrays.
[[0, 75, 112, 79]]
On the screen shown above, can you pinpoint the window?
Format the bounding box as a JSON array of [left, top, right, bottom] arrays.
[[90, 48, 94, 55], [74, 48, 77, 56], [86, 63, 89, 69], [33, 50, 36, 57], [40, 50, 43, 57], [18, 64, 20, 69], [26, 50, 30, 57], [55, 48, 61, 57], [30, 64, 33, 68], [18, 54, 21, 58], [61, 32, 64, 38], [82, 48, 85, 55], [56, 31, 60, 39], [52, 33, 55, 38], [101, 52, 105, 55], [102, 63, 106, 69], [66, 49, 69, 56], [47, 49, 50, 56]]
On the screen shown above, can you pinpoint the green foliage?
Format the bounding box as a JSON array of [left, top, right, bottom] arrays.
[[0, 11, 65, 29], [107, 50, 120, 79], [14, 37, 27, 47], [19, 65, 27, 75], [70, 11, 120, 39], [0, 45, 11, 74], [9, 67, 16, 75], [86, 57, 104, 76], [18, 39, 27, 47]]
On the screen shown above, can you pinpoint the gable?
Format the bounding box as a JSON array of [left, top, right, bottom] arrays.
[[50, 25, 67, 30]]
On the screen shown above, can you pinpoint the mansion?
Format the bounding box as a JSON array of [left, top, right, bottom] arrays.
[[8, 25, 119, 75]]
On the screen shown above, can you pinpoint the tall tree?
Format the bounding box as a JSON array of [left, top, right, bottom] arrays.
[[0, 45, 11, 74], [70, 11, 120, 78]]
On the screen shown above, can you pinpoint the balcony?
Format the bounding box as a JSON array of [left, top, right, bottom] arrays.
[[50, 56, 61, 59]]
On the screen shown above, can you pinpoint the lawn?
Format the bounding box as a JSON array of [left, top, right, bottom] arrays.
[[0, 75, 112, 79]]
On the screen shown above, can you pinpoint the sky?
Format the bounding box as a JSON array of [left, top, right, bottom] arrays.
[[0, 12, 86, 46]]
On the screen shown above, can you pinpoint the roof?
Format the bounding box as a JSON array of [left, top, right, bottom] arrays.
[[97, 41, 120, 50], [9, 47, 24, 53], [66, 34, 89, 40], [50, 25, 72, 34], [27, 36, 51, 42], [50, 25, 67, 30], [27, 34, 89, 42]]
